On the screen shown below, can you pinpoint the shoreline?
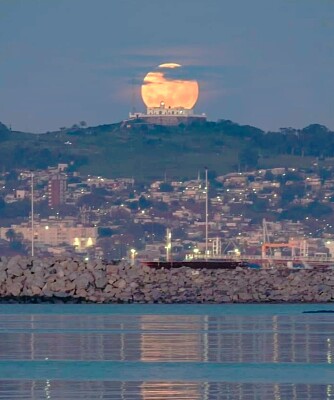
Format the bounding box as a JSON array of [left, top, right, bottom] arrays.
[[0, 297, 334, 305]]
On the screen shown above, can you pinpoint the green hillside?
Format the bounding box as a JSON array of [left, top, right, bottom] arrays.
[[0, 120, 333, 180]]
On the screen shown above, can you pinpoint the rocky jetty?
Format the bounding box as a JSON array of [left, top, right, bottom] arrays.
[[0, 256, 334, 303]]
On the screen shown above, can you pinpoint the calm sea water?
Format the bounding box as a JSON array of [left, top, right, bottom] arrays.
[[0, 303, 333, 399]]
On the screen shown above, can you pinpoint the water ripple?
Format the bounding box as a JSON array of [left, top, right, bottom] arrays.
[[0, 304, 333, 399]]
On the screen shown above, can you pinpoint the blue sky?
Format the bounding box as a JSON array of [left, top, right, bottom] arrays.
[[0, 0, 333, 132]]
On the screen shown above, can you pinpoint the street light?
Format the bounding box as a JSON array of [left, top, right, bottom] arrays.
[[205, 167, 208, 261], [130, 248, 137, 266]]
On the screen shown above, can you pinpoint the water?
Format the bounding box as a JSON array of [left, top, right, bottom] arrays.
[[0, 304, 333, 399]]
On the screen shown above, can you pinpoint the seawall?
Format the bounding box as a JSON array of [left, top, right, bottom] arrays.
[[1, 256, 334, 303]]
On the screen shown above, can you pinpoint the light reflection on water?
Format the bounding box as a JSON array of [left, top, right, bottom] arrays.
[[0, 380, 333, 399], [0, 305, 333, 399]]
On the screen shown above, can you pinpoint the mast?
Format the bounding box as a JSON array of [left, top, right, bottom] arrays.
[[166, 228, 172, 262], [205, 167, 208, 261], [262, 218, 267, 259], [31, 171, 34, 257]]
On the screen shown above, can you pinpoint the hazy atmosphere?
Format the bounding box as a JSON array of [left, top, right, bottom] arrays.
[[1, 0, 333, 132]]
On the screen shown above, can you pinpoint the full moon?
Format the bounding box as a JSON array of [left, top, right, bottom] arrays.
[[141, 63, 199, 109]]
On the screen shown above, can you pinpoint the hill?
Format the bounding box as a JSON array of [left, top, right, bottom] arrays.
[[1, 120, 334, 180]]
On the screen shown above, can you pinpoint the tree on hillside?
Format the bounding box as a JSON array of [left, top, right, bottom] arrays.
[[159, 183, 173, 192], [2, 199, 30, 218], [0, 197, 5, 213], [5, 228, 17, 242], [239, 148, 259, 170], [280, 201, 332, 221], [138, 195, 152, 209], [280, 184, 305, 206], [77, 193, 106, 208], [264, 171, 275, 181], [5, 170, 18, 182], [307, 201, 332, 217], [4, 230, 25, 253], [98, 227, 113, 238], [217, 120, 264, 139], [0, 122, 10, 141]]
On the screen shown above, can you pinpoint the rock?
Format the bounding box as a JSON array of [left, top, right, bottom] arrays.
[[106, 265, 119, 275], [31, 276, 45, 289], [55, 292, 70, 298], [108, 276, 118, 285], [109, 288, 121, 298], [114, 279, 126, 289], [65, 281, 76, 292], [46, 275, 57, 284], [76, 288, 89, 298], [31, 285, 42, 296], [95, 277, 108, 289], [94, 262, 105, 270], [49, 281, 65, 292], [42, 288, 53, 297], [7, 262, 23, 277], [104, 284, 114, 293], [68, 272, 78, 281], [31, 265, 44, 275], [56, 268, 65, 279], [75, 275, 91, 290], [6, 256, 21, 270], [8, 281, 23, 296], [150, 289, 161, 301], [0, 271, 7, 284], [2, 258, 334, 303]]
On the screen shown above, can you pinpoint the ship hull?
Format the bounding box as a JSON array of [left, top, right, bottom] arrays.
[[141, 260, 249, 269]]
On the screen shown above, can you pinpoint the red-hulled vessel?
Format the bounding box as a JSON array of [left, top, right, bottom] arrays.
[[141, 259, 249, 269]]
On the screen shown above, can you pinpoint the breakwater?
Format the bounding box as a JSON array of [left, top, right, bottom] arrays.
[[1, 256, 334, 303]]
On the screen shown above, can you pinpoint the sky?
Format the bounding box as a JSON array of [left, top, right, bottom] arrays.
[[0, 0, 333, 133]]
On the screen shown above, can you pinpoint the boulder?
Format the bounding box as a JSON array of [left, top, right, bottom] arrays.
[[75, 274, 91, 290], [31, 276, 45, 289], [95, 277, 108, 289], [7, 281, 23, 296], [129, 281, 138, 289], [114, 278, 127, 289], [56, 268, 65, 279], [65, 281, 76, 292], [49, 281, 65, 293], [7, 262, 23, 277], [31, 285, 42, 296], [0, 271, 7, 284]]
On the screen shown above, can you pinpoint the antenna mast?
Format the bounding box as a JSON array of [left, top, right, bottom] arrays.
[[205, 167, 209, 261], [31, 172, 34, 257]]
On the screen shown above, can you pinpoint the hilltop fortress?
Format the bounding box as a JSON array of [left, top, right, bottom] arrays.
[[128, 63, 206, 126]]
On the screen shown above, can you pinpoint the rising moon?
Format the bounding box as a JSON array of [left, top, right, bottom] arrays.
[[141, 63, 199, 109]]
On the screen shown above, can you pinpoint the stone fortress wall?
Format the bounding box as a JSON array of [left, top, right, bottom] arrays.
[[1, 256, 334, 303]]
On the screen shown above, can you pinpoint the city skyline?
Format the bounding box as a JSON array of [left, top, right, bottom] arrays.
[[0, 0, 334, 132]]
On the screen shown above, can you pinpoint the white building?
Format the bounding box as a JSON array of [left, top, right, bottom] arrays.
[[128, 101, 206, 126], [0, 221, 97, 250]]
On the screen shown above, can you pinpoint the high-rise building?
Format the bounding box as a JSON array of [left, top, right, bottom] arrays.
[[48, 174, 67, 208]]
